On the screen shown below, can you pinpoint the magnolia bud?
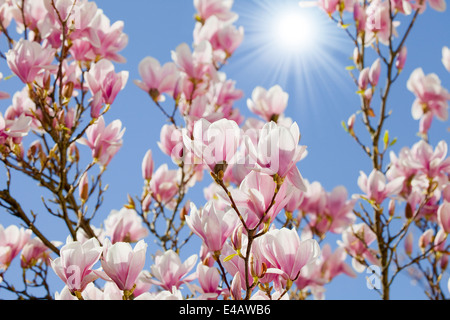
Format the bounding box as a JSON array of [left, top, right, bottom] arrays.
[[79, 172, 89, 203]]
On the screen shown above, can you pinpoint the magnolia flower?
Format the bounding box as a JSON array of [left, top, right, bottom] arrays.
[[134, 57, 179, 102], [99, 239, 147, 292], [247, 121, 307, 191], [247, 85, 289, 122], [0, 224, 32, 270], [6, 39, 57, 84], [186, 201, 238, 254], [183, 118, 241, 174], [194, 0, 237, 22], [149, 164, 179, 207], [50, 238, 102, 295], [149, 249, 198, 291], [171, 41, 214, 81], [103, 207, 149, 244], [253, 228, 320, 285], [438, 202, 450, 234], [78, 116, 125, 167], [85, 59, 128, 105], [141, 149, 154, 181], [357, 169, 404, 204], [396, 46, 408, 71], [20, 237, 54, 269], [338, 223, 379, 272]]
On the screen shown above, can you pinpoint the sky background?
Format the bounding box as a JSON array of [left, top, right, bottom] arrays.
[[1, 0, 449, 300]]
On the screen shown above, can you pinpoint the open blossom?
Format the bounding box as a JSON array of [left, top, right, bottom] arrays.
[[247, 85, 289, 122], [20, 237, 55, 269], [357, 169, 404, 204], [253, 228, 320, 284], [365, 0, 398, 45], [0, 112, 32, 146], [99, 239, 147, 292], [194, 0, 237, 22], [0, 225, 32, 270], [193, 264, 223, 299], [230, 170, 295, 228], [78, 116, 125, 167], [438, 202, 450, 234], [103, 207, 149, 244], [6, 39, 57, 84], [407, 68, 450, 133], [50, 238, 102, 295], [247, 121, 307, 191], [149, 164, 179, 207], [339, 223, 379, 272], [186, 201, 238, 254], [183, 118, 241, 174], [149, 250, 198, 291], [86, 59, 129, 105], [171, 41, 214, 81], [134, 57, 179, 102]]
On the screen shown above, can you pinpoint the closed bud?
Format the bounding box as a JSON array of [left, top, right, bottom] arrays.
[[388, 199, 396, 217], [405, 232, 413, 256], [63, 82, 74, 99], [231, 225, 243, 251], [79, 172, 89, 203], [142, 150, 154, 181]]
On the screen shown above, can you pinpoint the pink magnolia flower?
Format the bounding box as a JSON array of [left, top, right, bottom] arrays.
[[186, 201, 238, 254], [193, 263, 223, 299], [247, 85, 289, 122], [20, 237, 55, 269], [247, 121, 307, 191], [99, 239, 147, 292], [134, 57, 179, 102], [103, 207, 149, 244], [194, 16, 243, 59], [149, 164, 179, 208], [407, 68, 450, 133], [365, 0, 398, 45], [409, 140, 450, 179], [85, 59, 128, 105], [149, 249, 198, 291], [171, 41, 214, 81], [318, 0, 340, 15], [6, 39, 57, 84], [0, 224, 32, 270], [438, 202, 450, 234], [194, 0, 237, 22], [0, 112, 32, 146], [338, 223, 379, 272], [443, 46, 450, 72], [50, 238, 102, 295], [158, 124, 185, 164], [78, 116, 125, 167], [357, 169, 404, 204], [253, 228, 320, 284], [230, 170, 295, 228], [183, 118, 241, 174]]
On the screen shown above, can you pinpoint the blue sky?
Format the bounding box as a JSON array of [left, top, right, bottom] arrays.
[[1, 0, 449, 300]]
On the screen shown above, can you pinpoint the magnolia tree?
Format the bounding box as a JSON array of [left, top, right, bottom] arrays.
[[0, 0, 448, 301]]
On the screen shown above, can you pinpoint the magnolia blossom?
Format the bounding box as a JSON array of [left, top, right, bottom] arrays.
[[190, 263, 223, 299], [247, 121, 307, 191], [50, 238, 102, 295], [407, 68, 450, 134], [171, 41, 214, 81], [103, 207, 149, 244], [78, 116, 125, 167], [365, 0, 398, 45], [0, 224, 32, 270], [20, 237, 54, 269], [99, 239, 147, 292], [149, 250, 198, 291], [253, 228, 320, 286], [194, 0, 237, 22], [134, 57, 178, 102], [338, 223, 379, 272], [183, 118, 241, 173], [396, 46, 408, 71], [247, 85, 289, 122], [0, 73, 9, 100], [357, 169, 404, 204], [6, 39, 57, 84], [186, 201, 238, 254], [86, 59, 129, 105], [149, 164, 179, 207]]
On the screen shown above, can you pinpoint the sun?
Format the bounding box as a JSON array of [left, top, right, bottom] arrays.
[[273, 11, 317, 53]]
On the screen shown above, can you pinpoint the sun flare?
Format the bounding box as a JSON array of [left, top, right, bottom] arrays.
[[274, 11, 317, 53]]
